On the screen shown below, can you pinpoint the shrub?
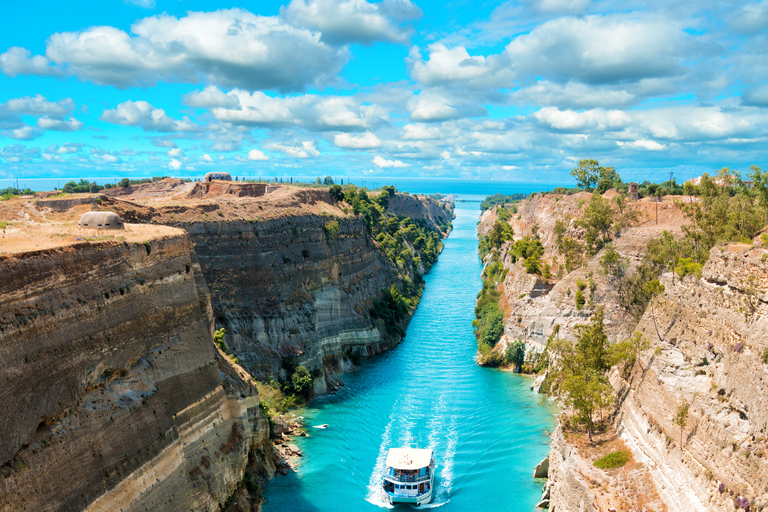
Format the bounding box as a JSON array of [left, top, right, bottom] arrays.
[[576, 278, 587, 291], [575, 289, 585, 310], [288, 365, 313, 399], [323, 220, 340, 240], [593, 450, 629, 469], [213, 328, 227, 352]]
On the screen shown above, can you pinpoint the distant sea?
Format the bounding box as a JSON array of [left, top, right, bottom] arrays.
[[0, 176, 564, 197]]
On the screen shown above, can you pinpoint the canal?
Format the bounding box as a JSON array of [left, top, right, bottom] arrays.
[[262, 197, 556, 511]]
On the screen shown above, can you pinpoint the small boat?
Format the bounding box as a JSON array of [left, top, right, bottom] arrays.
[[312, 424, 329, 429], [381, 448, 435, 506]]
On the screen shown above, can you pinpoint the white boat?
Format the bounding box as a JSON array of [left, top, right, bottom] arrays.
[[381, 448, 435, 506]]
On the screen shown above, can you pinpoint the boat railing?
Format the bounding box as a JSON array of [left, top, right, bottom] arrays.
[[385, 488, 430, 498], [385, 472, 430, 483]]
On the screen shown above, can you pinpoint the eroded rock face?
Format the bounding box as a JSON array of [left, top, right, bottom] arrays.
[[615, 245, 768, 511], [0, 234, 270, 512], [180, 215, 402, 388]]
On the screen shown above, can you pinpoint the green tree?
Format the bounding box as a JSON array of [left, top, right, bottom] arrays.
[[577, 192, 615, 254], [329, 184, 344, 202], [548, 308, 612, 441], [506, 340, 526, 369], [674, 398, 690, 447], [323, 176, 334, 185], [571, 159, 601, 191], [120, 178, 130, 188]]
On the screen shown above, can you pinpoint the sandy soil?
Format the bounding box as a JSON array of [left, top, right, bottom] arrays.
[[0, 222, 183, 255]]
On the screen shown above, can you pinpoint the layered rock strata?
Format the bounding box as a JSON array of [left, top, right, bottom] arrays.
[[0, 231, 271, 512], [482, 193, 768, 511], [182, 214, 402, 391]]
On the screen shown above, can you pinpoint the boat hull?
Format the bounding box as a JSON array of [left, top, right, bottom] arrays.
[[388, 486, 433, 506]]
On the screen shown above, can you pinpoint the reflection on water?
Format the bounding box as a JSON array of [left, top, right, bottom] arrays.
[[263, 197, 557, 512]]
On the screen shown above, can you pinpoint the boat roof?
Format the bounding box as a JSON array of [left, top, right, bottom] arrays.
[[385, 448, 432, 470]]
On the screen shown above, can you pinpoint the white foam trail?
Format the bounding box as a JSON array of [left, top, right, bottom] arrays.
[[365, 403, 400, 509]]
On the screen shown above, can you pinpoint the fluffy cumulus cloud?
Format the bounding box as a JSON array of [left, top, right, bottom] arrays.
[[247, 149, 269, 160], [184, 87, 388, 131], [535, 107, 630, 132], [333, 132, 381, 149], [6, 95, 75, 117], [282, 0, 421, 45], [37, 117, 84, 132], [100, 100, 199, 132], [5, 9, 347, 92], [373, 155, 407, 167], [504, 16, 691, 85], [265, 140, 320, 158], [3, 125, 41, 141], [407, 92, 486, 122], [0, 47, 61, 77], [408, 44, 501, 87]]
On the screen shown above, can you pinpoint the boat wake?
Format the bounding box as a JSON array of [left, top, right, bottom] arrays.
[[365, 404, 398, 509]]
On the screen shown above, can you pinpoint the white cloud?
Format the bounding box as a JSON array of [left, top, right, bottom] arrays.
[[4, 125, 41, 140], [100, 100, 199, 132], [168, 158, 182, 170], [93, 152, 121, 163], [728, 1, 768, 34], [26, 9, 347, 91], [247, 149, 269, 160], [616, 139, 666, 151], [0, 47, 60, 77], [535, 107, 630, 132], [530, 0, 590, 15], [37, 117, 84, 132], [513, 81, 636, 109], [402, 123, 441, 139], [186, 88, 387, 131], [504, 16, 690, 85], [42, 153, 65, 162], [152, 139, 177, 148], [200, 153, 214, 162], [282, 0, 421, 45], [167, 148, 183, 157], [45, 143, 82, 154], [5, 95, 75, 117], [373, 155, 407, 167], [407, 92, 485, 122], [334, 132, 381, 149], [183, 86, 240, 109], [265, 141, 320, 158], [409, 44, 498, 86]]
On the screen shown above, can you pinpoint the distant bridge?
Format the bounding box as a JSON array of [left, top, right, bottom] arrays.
[[455, 199, 481, 203]]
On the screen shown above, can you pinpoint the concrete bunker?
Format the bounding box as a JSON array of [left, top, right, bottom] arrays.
[[203, 172, 232, 182], [78, 211, 125, 229]]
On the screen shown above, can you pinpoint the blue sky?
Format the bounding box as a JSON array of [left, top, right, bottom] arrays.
[[1, 0, 767, 183]]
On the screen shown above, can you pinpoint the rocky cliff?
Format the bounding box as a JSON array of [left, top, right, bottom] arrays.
[[481, 192, 768, 511], [104, 185, 452, 393], [0, 226, 273, 512]]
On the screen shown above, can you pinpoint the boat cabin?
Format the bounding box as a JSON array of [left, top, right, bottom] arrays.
[[382, 448, 435, 505]]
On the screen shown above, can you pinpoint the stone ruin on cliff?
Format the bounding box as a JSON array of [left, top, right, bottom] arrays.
[[78, 211, 125, 229]]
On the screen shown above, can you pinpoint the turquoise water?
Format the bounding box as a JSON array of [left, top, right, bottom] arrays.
[[262, 198, 557, 511]]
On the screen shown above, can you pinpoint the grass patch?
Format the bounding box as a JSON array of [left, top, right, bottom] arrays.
[[594, 450, 629, 469]]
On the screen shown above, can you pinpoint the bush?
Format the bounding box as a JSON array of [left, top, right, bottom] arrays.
[[288, 365, 313, 399], [575, 289, 585, 310], [594, 450, 629, 469], [323, 220, 340, 240], [506, 340, 526, 368], [329, 184, 344, 202]]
